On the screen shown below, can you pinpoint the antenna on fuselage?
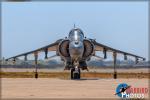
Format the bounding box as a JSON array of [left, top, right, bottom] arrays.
[[74, 23, 76, 28]]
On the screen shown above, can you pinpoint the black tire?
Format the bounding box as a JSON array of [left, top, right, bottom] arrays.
[[71, 68, 81, 79], [71, 68, 74, 79], [78, 69, 81, 79], [74, 73, 78, 79], [73, 69, 81, 79]]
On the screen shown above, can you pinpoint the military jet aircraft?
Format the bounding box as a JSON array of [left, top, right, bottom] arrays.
[[5, 27, 145, 79]]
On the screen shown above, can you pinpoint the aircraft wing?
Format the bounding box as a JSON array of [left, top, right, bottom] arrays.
[[91, 39, 145, 61], [6, 39, 63, 61]]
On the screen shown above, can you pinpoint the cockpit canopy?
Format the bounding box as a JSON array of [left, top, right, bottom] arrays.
[[69, 28, 84, 41]]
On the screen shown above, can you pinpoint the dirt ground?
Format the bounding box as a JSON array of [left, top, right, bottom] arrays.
[[1, 78, 149, 99], [1, 68, 149, 73]]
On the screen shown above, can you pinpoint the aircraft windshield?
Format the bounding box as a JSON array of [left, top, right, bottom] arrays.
[[69, 28, 84, 41]]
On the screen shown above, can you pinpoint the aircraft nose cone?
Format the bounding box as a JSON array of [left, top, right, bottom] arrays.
[[74, 41, 81, 48], [69, 41, 84, 60]]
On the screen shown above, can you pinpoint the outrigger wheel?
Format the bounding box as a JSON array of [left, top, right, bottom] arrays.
[[71, 67, 81, 79]]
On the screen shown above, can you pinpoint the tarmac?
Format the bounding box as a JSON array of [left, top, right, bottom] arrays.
[[1, 78, 149, 99]]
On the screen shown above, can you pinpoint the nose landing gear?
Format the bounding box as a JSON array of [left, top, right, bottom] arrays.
[[71, 67, 81, 79]]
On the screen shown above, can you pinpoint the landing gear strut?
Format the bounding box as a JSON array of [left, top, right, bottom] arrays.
[[71, 67, 80, 79]]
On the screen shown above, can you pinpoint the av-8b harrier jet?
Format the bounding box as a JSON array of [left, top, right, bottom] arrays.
[[6, 27, 145, 79]]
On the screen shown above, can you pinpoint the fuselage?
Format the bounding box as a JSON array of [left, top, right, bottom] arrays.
[[68, 28, 84, 62], [58, 28, 94, 70]]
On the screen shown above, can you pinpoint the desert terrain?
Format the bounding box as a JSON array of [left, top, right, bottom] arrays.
[[1, 67, 149, 73], [1, 68, 149, 99], [1, 78, 149, 99]]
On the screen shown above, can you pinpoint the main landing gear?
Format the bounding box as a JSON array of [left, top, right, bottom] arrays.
[[71, 67, 81, 80]]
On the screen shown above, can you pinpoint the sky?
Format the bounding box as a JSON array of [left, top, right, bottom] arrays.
[[2, 1, 149, 61]]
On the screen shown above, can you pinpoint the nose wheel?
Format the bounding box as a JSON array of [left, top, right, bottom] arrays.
[[71, 68, 80, 79]]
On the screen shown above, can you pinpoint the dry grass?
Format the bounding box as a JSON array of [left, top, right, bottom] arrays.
[[0, 71, 149, 79]]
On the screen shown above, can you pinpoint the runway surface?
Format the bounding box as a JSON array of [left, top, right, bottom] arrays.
[[1, 78, 149, 99]]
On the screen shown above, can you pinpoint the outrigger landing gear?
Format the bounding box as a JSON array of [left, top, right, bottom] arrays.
[[71, 67, 81, 79]]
